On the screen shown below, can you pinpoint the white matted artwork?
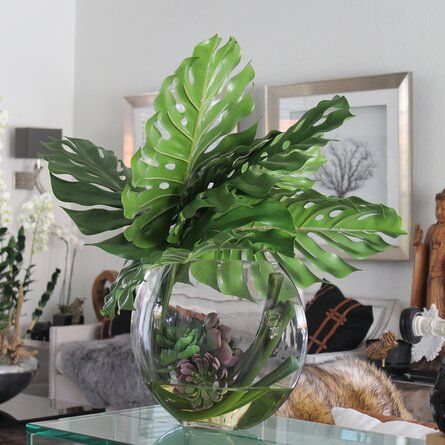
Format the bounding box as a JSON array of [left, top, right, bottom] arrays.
[[266, 73, 412, 260], [123, 93, 158, 166]]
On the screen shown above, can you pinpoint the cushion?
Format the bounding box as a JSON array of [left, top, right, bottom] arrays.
[[332, 407, 437, 440], [304, 292, 400, 340], [56, 334, 155, 409], [306, 283, 373, 354]]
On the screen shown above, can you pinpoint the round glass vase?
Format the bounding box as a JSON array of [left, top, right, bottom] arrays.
[[131, 259, 307, 431]]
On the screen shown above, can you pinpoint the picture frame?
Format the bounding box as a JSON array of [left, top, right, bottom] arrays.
[[266, 73, 412, 260], [123, 92, 158, 166]]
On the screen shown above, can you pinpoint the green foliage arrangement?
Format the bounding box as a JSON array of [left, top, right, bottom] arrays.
[[44, 35, 404, 317], [0, 226, 60, 363]]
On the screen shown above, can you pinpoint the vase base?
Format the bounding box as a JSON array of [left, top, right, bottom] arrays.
[[178, 401, 253, 431], [180, 420, 236, 432]]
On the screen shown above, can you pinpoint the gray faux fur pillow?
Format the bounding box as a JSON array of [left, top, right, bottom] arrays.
[[57, 333, 155, 409]]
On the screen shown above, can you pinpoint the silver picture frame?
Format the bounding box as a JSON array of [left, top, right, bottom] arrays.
[[266, 73, 412, 261], [123, 92, 158, 166]]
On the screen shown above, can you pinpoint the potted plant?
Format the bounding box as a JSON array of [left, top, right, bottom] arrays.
[[52, 224, 84, 326], [0, 102, 60, 402], [44, 35, 404, 430]]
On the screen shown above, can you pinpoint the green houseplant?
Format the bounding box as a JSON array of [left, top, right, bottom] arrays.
[[0, 100, 60, 403], [44, 35, 404, 429]]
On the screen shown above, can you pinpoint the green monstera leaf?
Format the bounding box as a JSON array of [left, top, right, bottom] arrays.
[[44, 35, 406, 317], [122, 35, 255, 249], [159, 185, 403, 302], [43, 137, 147, 259]]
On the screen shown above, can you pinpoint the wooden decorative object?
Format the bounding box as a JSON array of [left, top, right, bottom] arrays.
[[0, 286, 37, 364], [427, 433, 445, 445], [92, 270, 118, 321], [411, 189, 445, 317], [366, 331, 398, 360]]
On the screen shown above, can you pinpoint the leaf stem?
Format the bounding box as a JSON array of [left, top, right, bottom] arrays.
[[157, 263, 179, 333], [252, 356, 299, 389]]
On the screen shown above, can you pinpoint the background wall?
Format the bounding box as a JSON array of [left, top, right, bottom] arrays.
[[74, 0, 445, 305], [0, 0, 79, 326]]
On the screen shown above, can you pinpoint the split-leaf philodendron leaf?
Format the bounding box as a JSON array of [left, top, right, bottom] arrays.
[[43, 35, 405, 317]]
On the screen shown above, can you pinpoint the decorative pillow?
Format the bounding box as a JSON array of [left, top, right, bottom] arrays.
[[332, 407, 437, 440], [306, 283, 373, 354]]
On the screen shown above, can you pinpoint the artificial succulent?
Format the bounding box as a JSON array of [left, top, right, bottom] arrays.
[[175, 352, 229, 410]]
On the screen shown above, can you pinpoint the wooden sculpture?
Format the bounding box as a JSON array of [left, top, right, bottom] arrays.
[[411, 189, 445, 317], [92, 270, 118, 321]]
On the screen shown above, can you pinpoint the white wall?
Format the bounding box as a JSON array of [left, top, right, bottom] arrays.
[[0, 0, 77, 326], [72, 0, 445, 305]]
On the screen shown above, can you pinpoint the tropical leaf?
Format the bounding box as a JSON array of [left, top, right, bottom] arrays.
[[102, 260, 148, 315], [162, 186, 404, 292], [43, 137, 142, 259], [122, 35, 255, 249], [188, 96, 350, 197], [261, 189, 404, 281], [44, 137, 131, 196], [44, 35, 405, 316]]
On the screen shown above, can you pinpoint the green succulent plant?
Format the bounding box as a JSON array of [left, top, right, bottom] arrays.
[[43, 35, 404, 317], [157, 324, 202, 367]]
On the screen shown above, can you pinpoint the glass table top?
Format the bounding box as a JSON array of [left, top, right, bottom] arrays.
[[27, 405, 425, 445]]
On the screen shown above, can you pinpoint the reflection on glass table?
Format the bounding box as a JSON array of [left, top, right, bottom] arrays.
[[26, 404, 427, 445]]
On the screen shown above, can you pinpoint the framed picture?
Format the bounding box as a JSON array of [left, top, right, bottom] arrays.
[[123, 92, 158, 166], [266, 73, 412, 260]]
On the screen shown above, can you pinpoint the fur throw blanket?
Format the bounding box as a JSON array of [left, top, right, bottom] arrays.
[[278, 358, 412, 424], [57, 334, 155, 409]]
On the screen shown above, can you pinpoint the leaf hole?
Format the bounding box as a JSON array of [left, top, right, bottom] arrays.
[[165, 163, 176, 171], [159, 182, 170, 190], [357, 213, 376, 221], [188, 69, 195, 86], [119, 175, 126, 181], [204, 136, 223, 154], [154, 120, 171, 140], [61, 143, 76, 154], [315, 214, 324, 221], [329, 210, 343, 218], [304, 202, 314, 209], [207, 182, 214, 189], [270, 133, 284, 147], [181, 118, 187, 127], [142, 156, 159, 167], [176, 103, 185, 113]]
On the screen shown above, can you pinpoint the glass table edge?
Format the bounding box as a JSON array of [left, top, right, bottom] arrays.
[[26, 422, 131, 445], [26, 407, 143, 445], [25, 405, 428, 445]]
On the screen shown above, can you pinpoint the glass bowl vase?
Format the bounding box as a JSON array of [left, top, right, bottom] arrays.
[[131, 259, 307, 430]]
